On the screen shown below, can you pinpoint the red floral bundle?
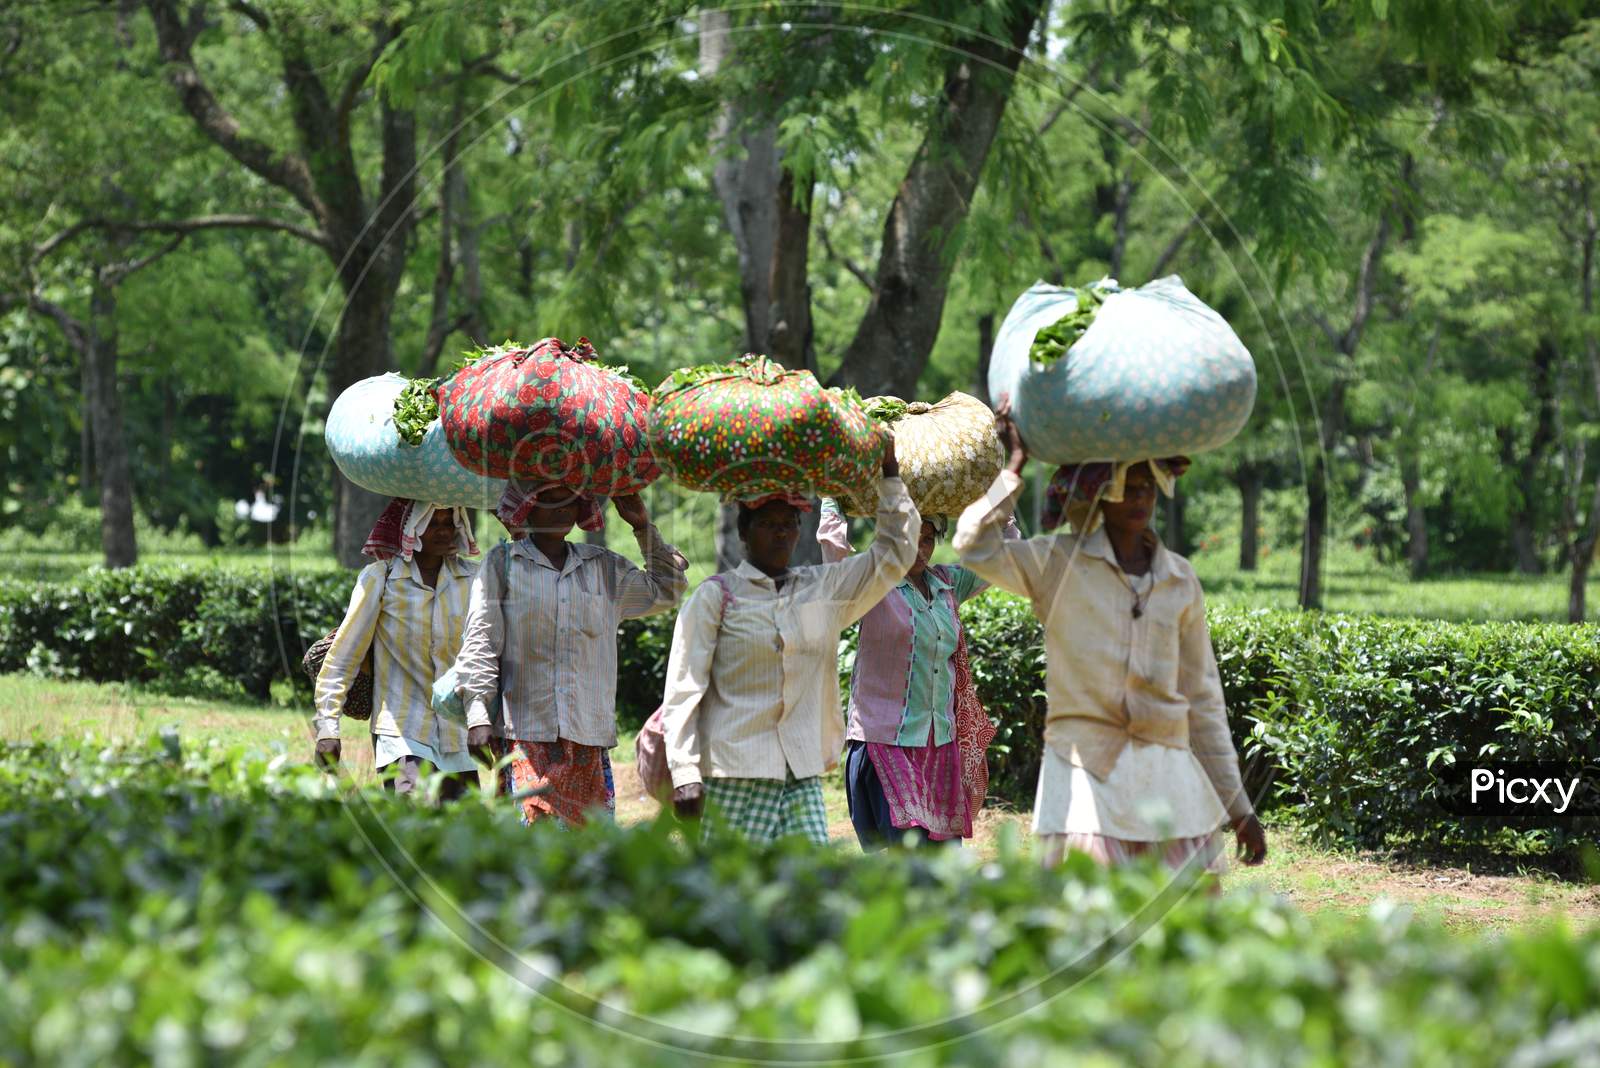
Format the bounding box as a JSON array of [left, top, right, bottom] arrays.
[[438, 337, 659, 497]]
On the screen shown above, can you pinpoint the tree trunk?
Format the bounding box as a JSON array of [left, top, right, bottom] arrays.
[[1575, 178, 1599, 623], [767, 168, 815, 372], [143, 2, 419, 568], [700, 11, 824, 569], [86, 278, 137, 568], [830, 0, 1046, 397], [701, 11, 780, 356], [1400, 452, 1427, 580], [1300, 377, 1347, 610], [1236, 462, 1261, 572], [420, 92, 467, 374], [1510, 518, 1540, 575], [78, 341, 97, 506], [158, 376, 176, 479], [1163, 483, 1187, 556], [1569, 551, 1589, 623], [1299, 455, 1328, 610], [457, 185, 486, 346], [330, 271, 399, 567], [1500, 425, 1544, 574], [1497, 339, 1557, 573], [1299, 208, 1391, 609], [975, 311, 995, 407]]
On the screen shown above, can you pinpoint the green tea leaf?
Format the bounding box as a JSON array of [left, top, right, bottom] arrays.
[[863, 396, 909, 423], [1028, 282, 1114, 366], [392, 378, 441, 447]]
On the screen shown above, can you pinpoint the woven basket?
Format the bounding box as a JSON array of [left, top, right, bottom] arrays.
[[301, 629, 374, 721], [837, 391, 1003, 518]]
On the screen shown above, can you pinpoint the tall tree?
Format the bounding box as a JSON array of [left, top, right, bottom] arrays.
[[138, 0, 428, 564], [1534, 24, 1600, 621], [0, 2, 308, 565], [826, 0, 1047, 396]]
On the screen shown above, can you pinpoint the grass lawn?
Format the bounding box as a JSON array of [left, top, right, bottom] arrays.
[[1190, 541, 1600, 623], [7, 673, 1596, 932]]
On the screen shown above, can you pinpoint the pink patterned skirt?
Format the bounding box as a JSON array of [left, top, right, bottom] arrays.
[[865, 739, 971, 840], [861, 634, 997, 841]]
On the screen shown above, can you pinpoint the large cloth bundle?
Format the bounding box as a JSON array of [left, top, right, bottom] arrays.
[[988, 276, 1256, 464], [835, 392, 1002, 518], [325, 373, 506, 508], [438, 337, 659, 498], [648, 354, 885, 500]]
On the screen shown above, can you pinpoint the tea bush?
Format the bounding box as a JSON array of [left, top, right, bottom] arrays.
[[2, 738, 1600, 1066], [0, 565, 350, 700]]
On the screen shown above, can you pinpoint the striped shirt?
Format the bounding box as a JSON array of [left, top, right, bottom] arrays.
[[953, 470, 1252, 820], [456, 526, 687, 746], [314, 555, 478, 750], [662, 478, 920, 789]]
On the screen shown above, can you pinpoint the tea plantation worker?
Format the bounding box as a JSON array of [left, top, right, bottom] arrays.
[[952, 404, 1267, 874], [456, 481, 688, 826], [662, 438, 918, 845], [314, 500, 483, 802], [815, 498, 1019, 849]]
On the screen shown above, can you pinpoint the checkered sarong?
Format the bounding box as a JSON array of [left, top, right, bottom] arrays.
[[703, 772, 829, 845]]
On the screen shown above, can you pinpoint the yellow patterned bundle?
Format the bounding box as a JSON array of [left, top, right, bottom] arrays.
[[837, 391, 1003, 518]]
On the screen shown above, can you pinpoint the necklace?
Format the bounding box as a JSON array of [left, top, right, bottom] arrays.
[[1119, 567, 1153, 619]]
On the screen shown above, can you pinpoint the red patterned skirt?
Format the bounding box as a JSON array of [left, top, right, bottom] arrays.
[[492, 737, 614, 827]]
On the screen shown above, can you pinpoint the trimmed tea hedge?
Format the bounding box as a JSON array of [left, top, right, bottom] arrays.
[[0, 564, 350, 700], [5, 567, 1600, 855], [3, 738, 1600, 1066]]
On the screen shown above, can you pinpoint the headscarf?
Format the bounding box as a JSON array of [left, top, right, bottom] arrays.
[[362, 499, 479, 561], [496, 479, 605, 535], [1041, 457, 1191, 533], [736, 492, 814, 513]]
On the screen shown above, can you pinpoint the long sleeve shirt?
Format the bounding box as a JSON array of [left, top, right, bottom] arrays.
[[455, 525, 687, 747], [952, 470, 1252, 820], [661, 478, 920, 788], [314, 555, 478, 751], [815, 499, 1009, 746]]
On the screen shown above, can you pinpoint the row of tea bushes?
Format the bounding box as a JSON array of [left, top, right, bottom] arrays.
[[2, 738, 1599, 1066]]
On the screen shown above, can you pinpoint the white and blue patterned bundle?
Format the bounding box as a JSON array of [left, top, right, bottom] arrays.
[[988, 276, 1256, 464], [325, 373, 506, 508]]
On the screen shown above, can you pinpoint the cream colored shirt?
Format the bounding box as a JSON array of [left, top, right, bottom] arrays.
[[662, 478, 920, 788], [315, 555, 478, 750], [456, 526, 687, 747], [953, 470, 1252, 820]]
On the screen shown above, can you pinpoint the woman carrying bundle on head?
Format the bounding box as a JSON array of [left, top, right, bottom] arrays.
[[313, 500, 483, 802], [952, 403, 1267, 877], [454, 481, 688, 827], [815, 497, 1018, 850], [660, 440, 918, 845]]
